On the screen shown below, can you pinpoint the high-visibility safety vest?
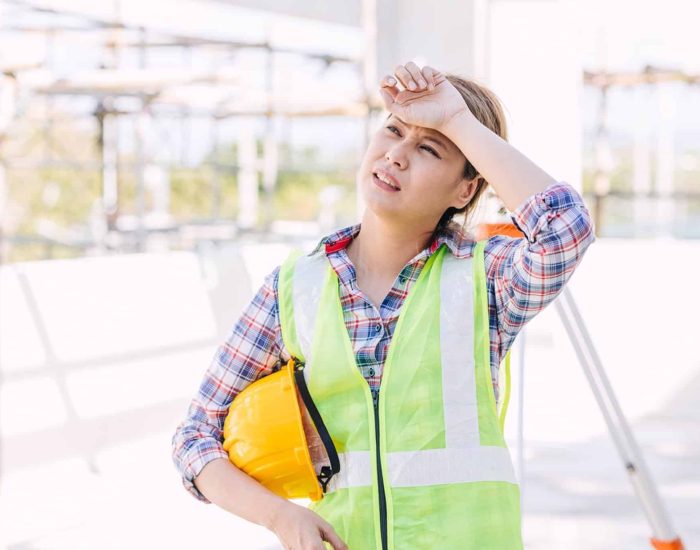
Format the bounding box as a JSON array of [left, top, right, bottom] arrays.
[[278, 240, 523, 550]]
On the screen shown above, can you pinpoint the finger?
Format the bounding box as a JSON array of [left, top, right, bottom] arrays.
[[379, 86, 401, 110], [432, 68, 447, 86], [405, 61, 427, 90], [380, 75, 399, 101], [381, 74, 398, 89], [394, 64, 416, 91], [379, 88, 407, 119], [421, 65, 437, 90], [379, 87, 394, 110], [320, 524, 348, 550]]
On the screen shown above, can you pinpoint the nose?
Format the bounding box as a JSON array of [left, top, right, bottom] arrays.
[[385, 143, 408, 169]]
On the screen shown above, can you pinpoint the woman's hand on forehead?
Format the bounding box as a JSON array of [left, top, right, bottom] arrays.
[[387, 61, 440, 92], [379, 61, 473, 133]]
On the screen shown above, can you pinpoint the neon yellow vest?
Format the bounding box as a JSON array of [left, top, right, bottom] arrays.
[[278, 241, 522, 550]]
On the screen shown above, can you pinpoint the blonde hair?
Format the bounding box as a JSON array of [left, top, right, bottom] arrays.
[[435, 74, 508, 234]]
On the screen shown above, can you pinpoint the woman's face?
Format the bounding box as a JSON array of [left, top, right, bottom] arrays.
[[356, 114, 478, 228]]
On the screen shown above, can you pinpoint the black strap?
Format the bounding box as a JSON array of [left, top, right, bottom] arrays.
[[292, 359, 341, 493]]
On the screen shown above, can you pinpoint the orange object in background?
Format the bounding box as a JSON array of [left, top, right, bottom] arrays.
[[475, 222, 525, 240], [651, 538, 685, 550]]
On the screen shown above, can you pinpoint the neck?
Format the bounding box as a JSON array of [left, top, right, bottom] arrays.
[[348, 210, 437, 278]]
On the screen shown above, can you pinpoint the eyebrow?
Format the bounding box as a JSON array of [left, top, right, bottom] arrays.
[[389, 115, 449, 152]]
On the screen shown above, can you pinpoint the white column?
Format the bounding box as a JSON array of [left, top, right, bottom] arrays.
[[365, 0, 582, 198], [362, 0, 490, 218], [368, 0, 485, 92], [0, 74, 16, 263], [237, 118, 259, 230], [654, 83, 677, 239], [134, 111, 153, 251], [101, 109, 119, 226], [633, 85, 653, 236]]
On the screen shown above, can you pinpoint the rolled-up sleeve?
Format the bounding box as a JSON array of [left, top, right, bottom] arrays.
[[486, 181, 596, 343], [171, 266, 282, 502]]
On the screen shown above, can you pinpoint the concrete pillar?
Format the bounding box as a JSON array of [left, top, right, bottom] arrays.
[[655, 82, 677, 239], [134, 111, 151, 251], [633, 85, 653, 237], [360, 0, 492, 216], [592, 86, 612, 234], [364, 0, 583, 199], [364, 0, 487, 105], [262, 118, 279, 229], [237, 118, 259, 230], [0, 74, 16, 264], [98, 103, 119, 232]]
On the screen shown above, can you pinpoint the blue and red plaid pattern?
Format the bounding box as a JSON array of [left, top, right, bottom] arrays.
[[172, 181, 595, 501]]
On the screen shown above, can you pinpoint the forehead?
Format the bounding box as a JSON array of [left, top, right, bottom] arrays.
[[387, 114, 453, 150]]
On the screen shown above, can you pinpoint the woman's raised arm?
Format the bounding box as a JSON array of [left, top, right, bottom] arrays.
[[440, 108, 557, 212]]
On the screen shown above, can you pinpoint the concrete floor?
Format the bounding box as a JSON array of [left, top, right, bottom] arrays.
[[1, 340, 697, 550], [2, 240, 699, 549]]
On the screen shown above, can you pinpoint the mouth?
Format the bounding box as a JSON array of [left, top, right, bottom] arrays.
[[372, 170, 401, 192]]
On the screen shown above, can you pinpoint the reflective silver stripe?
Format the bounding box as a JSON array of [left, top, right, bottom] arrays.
[[329, 447, 517, 490], [327, 451, 373, 491], [386, 447, 517, 487], [440, 254, 480, 448], [293, 256, 374, 493], [292, 253, 328, 381]]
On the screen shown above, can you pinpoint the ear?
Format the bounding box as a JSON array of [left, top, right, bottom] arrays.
[[454, 175, 481, 209]]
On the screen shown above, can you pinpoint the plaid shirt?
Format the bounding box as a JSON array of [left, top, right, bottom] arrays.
[[172, 181, 595, 502]]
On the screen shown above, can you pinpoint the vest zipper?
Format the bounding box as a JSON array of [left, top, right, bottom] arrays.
[[373, 398, 388, 550]]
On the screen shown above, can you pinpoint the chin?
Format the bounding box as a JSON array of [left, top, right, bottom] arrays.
[[362, 193, 408, 223], [360, 174, 393, 206]]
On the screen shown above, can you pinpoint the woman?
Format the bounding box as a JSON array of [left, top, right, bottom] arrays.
[[172, 61, 595, 549]]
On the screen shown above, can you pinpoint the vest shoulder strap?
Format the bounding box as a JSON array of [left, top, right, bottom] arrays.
[[499, 349, 512, 434], [278, 249, 331, 363], [278, 249, 304, 361], [475, 237, 512, 434]]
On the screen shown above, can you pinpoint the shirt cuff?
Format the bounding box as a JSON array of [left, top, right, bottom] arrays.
[[510, 181, 587, 243], [178, 439, 230, 503]]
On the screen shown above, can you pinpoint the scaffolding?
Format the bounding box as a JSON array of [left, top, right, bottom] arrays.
[[583, 65, 700, 238], [2, 2, 700, 263], [0, 0, 375, 262]]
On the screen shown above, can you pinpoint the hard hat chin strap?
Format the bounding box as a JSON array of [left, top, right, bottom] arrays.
[[293, 359, 341, 494]]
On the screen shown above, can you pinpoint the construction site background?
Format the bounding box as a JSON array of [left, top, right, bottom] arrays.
[[1, 1, 698, 548]]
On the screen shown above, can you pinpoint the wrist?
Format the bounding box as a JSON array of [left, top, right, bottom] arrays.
[[440, 108, 479, 141], [262, 498, 293, 531]]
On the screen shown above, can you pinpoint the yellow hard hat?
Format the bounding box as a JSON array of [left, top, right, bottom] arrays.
[[223, 357, 340, 501]]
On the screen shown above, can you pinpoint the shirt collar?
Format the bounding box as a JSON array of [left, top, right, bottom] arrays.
[[311, 221, 474, 260]]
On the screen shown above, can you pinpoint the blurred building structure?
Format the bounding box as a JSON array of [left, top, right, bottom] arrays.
[[1, 2, 699, 549], [1, 0, 699, 264]]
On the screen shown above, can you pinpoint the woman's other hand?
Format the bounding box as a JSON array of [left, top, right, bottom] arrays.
[[378, 61, 472, 132], [267, 500, 348, 550]]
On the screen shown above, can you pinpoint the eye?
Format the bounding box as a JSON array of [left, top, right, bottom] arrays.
[[420, 145, 440, 158], [387, 126, 441, 158]]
